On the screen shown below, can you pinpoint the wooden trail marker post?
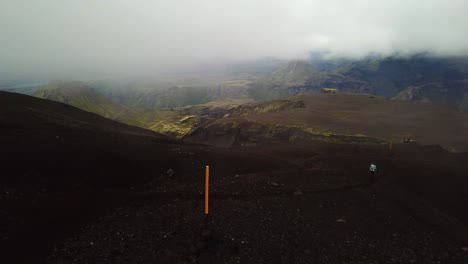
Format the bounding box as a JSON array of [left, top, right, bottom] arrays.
[[205, 165, 210, 215]]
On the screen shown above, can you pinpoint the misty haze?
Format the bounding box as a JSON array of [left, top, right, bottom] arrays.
[[1, 1, 468, 263]]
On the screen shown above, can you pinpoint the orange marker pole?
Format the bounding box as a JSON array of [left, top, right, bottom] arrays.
[[204, 165, 209, 215]]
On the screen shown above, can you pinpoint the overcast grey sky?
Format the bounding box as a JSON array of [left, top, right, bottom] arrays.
[[1, 0, 467, 79]]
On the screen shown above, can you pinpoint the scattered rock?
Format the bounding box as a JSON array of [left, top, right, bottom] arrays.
[[462, 246, 468, 252], [166, 169, 175, 177], [269, 182, 280, 187], [201, 229, 211, 237], [189, 237, 208, 254], [189, 244, 198, 254], [294, 189, 303, 195], [336, 218, 347, 223], [189, 254, 197, 263]]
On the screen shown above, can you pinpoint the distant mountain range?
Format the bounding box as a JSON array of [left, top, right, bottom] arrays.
[[86, 56, 468, 112], [248, 55, 468, 103], [3, 55, 468, 143]]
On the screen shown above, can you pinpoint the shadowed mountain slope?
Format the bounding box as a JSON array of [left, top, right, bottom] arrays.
[[0, 90, 170, 189], [1, 91, 291, 263]]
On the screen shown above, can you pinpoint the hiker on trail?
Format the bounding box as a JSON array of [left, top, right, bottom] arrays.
[[369, 163, 377, 176], [368, 163, 378, 185]]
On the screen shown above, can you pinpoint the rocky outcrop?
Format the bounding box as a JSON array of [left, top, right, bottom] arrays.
[[393, 86, 431, 102], [185, 120, 386, 146], [224, 100, 306, 117], [393, 80, 468, 112]]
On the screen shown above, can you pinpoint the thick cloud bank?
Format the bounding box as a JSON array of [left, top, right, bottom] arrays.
[[1, 0, 467, 78]]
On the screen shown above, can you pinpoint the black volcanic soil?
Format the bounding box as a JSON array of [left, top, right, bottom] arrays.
[[1, 91, 468, 263]]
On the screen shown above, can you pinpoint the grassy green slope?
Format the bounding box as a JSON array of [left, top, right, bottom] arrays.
[[247, 60, 323, 100], [34, 81, 128, 120], [88, 76, 254, 110], [33, 81, 200, 138]]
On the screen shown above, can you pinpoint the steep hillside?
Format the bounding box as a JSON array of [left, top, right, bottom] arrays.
[[247, 60, 324, 100], [187, 93, 468, 152], [88, 76, 254, 110], [314, 56, 468, 96], [0, 90, 169, 190], [34, 81, 128, 119]]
